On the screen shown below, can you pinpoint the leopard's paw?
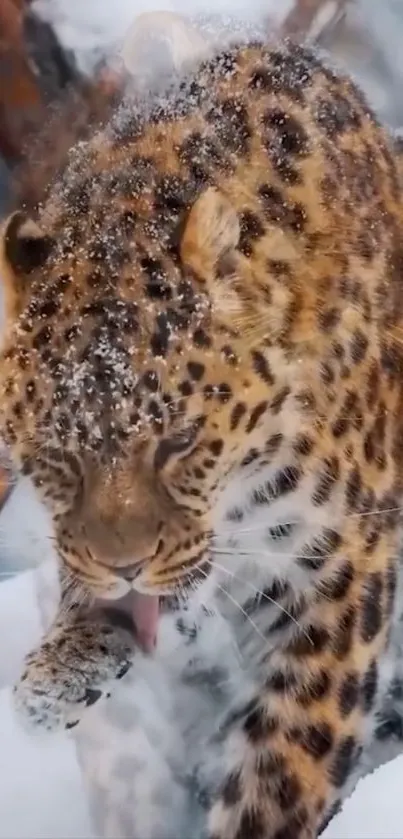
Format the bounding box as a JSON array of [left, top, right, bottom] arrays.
[[13, 620, 135, 732]]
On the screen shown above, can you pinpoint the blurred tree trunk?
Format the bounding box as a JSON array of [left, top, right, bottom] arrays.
[[281, 0, 350, 40], [0, 0, 79, 166], [0, 0, 42, 164], [0, 0, 122, 211]]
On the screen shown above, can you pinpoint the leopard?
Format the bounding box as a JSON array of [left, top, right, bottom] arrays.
[[2, 28, 403, 839]]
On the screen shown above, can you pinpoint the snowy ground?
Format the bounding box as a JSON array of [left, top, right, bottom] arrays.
[[2, 0, 403, 836]]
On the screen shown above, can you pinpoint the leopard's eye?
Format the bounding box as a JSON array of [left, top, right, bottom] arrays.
[[154, 417, 204, 470]]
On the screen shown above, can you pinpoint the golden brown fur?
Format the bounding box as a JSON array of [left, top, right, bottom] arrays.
[[1, 38, 403, 838]]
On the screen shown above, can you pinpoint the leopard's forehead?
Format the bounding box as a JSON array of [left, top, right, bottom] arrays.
[[5, 279, 213, 454]]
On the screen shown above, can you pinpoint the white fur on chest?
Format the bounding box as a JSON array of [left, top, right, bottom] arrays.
[[211, 458, 344, 597]]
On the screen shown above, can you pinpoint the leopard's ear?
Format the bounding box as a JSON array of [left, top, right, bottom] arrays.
[[0, 211, 55, 320], [180, 187, 240, 278], [180, 186, 294, 344], [180, 186, 248, 321]]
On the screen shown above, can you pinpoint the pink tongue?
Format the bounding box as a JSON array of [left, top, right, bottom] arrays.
[[132, 592, 159, 653]]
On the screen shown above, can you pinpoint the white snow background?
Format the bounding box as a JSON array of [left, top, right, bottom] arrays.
[[1, 0, 403, 836]]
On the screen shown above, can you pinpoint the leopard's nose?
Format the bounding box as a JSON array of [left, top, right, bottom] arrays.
[[114, 561, 145, 582], [113, 538, 163, 581]]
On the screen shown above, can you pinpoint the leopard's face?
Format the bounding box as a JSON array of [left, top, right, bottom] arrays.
[[0, 194, 293, 602]]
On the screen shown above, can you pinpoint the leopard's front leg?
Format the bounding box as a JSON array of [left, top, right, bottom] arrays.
[[207, 551, 393, 839], [13, 599, 136, 732]]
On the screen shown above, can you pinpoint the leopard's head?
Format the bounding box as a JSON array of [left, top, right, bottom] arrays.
[[0, 182, 317, 609]]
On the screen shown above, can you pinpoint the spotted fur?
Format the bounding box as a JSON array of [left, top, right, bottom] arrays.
[[1, 38, 403, 838]]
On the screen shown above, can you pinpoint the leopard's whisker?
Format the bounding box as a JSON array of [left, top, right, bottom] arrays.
[[347, 506, 403, 520], [213, 548, 335, 561], [197, 565, 268, 644], [214, 523, 301, 536], [216, 504, 403, 536], [205, 558, 312, 643]]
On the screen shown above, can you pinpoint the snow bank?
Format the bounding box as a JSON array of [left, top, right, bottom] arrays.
[[0, 570, 93, 839], [0, 571, 42, 687], [0, 477, 55, 578], [323, 756, 403, 839], [0, 688, 94, 839]]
